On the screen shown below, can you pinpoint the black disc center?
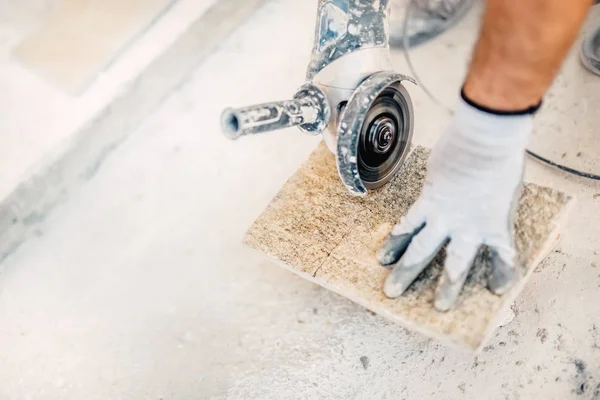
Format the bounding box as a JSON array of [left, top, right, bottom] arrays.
[[356, 85, 412, 189], [368, 116, 396, 155]]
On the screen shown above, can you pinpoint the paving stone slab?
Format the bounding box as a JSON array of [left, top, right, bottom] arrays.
[[245, 142, 573, 350]]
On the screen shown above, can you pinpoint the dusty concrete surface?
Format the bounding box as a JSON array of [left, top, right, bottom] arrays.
[[0, 0, 216, 201], [246, 143, 572, 350], [0, 0, 265, 267], [0, 1, 599, 399], [14, 0, 178, 93]]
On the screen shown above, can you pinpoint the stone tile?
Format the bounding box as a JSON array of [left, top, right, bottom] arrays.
[[245, 142, 573, 350]]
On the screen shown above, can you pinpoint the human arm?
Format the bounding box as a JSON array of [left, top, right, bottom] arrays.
[[464, 0, 593, 111], [379, 0, 594, 311]]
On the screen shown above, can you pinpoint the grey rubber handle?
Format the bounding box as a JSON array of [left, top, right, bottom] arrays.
[[221, 97, 319, 140]]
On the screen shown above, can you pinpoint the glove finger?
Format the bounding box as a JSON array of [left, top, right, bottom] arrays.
[[376, 223, 425, 267], [434, 237, 480, 312], [484, 235, 518, 295], [487, 246, 518, 295], [383, 220, 448, 299], [376, 200, 428, 266]]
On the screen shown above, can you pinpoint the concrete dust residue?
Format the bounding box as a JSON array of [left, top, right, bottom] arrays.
[[537, 328, 548, 344]]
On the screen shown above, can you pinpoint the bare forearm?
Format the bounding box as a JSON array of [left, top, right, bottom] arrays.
[[464, 0, 593, 111]]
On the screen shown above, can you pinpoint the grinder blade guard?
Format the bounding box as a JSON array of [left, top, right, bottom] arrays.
[[221, 0, 416, 196]]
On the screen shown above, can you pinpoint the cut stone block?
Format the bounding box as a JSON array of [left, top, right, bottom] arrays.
[[245, 142, 573, 351], [13, 0, 177, 93]]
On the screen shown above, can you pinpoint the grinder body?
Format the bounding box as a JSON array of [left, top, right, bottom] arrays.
[[221, 0, 415, 196]]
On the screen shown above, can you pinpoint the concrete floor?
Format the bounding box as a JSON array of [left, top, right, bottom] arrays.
[[0, 0, 215, 201], [0, 1, 599, 399]]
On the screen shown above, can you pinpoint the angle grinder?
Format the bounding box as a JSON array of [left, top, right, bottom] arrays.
[[221, 0, 416, 196]]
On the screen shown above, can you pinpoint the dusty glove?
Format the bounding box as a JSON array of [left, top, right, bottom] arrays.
[[377, 96, 534, 311]]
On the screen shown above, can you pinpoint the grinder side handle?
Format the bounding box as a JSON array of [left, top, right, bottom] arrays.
[[221, 98, 319, 140]]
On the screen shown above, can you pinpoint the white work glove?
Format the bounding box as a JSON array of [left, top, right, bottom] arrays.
[[377, 97, 533, 311]]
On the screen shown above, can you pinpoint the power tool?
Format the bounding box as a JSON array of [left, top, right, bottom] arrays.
[[221, 0, 416, 196]]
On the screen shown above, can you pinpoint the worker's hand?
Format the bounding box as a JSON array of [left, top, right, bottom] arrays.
[[377, 97, 533, 311]]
